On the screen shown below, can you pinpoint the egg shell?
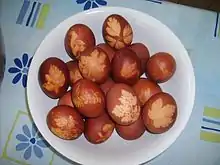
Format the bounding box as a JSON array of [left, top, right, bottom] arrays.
[[39, 57, 69, 99], [72, 79, 105, 118], [145, 52, 176, 83], [58, 90, 74, 108], [116, 116, 145, 140], [112, 48, 141, 85], [97, 43, 115, 62], [142, 92, 177, 134], [66, 60, 83, 86], [133, 78, 162, 107], [107, 83, 141, 125], [103, 14, 133, 50], [47, 105, 84, 140], [64, 24, 96, 59], [84, 113, 115, 144], [129, 43, 150, 75], [100, 78, 115, 95], [78, 47, 111, 84]]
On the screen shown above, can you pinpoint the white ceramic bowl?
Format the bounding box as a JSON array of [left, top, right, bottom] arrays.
[[27, 7, 195, 165]]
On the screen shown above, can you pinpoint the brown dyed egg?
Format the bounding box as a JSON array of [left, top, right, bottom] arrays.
[[116, 116, 145, 140], [97, 43, 115, 62], [64, 24, 96, 59], [129, 43, 150, 75], [107, 83, 141, 125], [39, 57, 69, 99], [47, 105, 84, 140], [133, 78, 162, 107], [100, 78, 115, 95], [58, 90, 74, 108], [78, 46, 110, 84], [103, 14, 133, 50], [142, 92, 177, 134], [72, 79, 105, 118], [84, 113, 115, 144], [112, 48, 141, 85], [145, 52, 176, 83], [66, 60, 83, 86]]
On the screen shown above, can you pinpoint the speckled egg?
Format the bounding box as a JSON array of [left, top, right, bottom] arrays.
[[47, 105, 84, 140], [142, 92, 177, 134], [145, 52, 176, 83], [107, 83, 141, 125], [84, 113, 115, 144], [112, 48, 141, 85], [78, 47, 111, 84], [39, 57, 69, 99], [72, 79, 105, 118], [116, 116, 145, 140], [64, 24, 96, 59], [66, 60, 83, 86], [133, 78, 162, 107], [103, 14, 133, 50]]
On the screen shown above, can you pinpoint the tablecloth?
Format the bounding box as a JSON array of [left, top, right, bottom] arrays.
[[1, 0, 220, 165]]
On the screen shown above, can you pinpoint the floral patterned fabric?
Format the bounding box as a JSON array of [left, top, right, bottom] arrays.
[[8, 53, 32, 88], [16, 124, 49, 160]]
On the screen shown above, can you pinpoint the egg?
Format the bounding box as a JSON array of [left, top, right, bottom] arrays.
[[145, 52, 176, 83], [100, 78, 115, 95], [142, 92, 177, 134], [133, 78, 162, 107], [84, 113, 115, 144], [116, 116, 145, 140], [39, 57, 69, 99], [47, 105, 84, 140], [57, 90, 74, 108], [97, 43, 115, 62], [112, 48, 141, 85], [66, 60, 83, 86], [64, 24, 96, 59], [72, 79, 105, 118], [78, 47, 111, 84], [129, 43, 150, 75], [107, 83, 141, 125], [103, 14, 133, 50]]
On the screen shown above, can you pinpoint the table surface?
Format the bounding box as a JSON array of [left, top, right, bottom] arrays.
[[1, 0, 220, 165]]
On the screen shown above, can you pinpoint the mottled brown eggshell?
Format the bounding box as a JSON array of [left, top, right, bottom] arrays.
[[64, 24, 96, 59], [66, 60, 83, 86], [97, 43, 115, 62], [129, 43, 150, 75], [103, 14, 133, 50], [112, 48, 141, 85], [133, 78, 162, 107], [72, 79, 105, 118], [58, 90, 74, 108], [116, 116, 145, 140], [47, 105, 84, 140], [78, 47, 111, 84], [39, 57, 69, 99], [145, 52, 176, 83], [100, 78, 115, 95], [142, 92, 177, 134], [107, 83, 141, 125], [84, 113, 115, 144]]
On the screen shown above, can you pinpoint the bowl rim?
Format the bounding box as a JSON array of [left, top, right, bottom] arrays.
[[27, 6, 195, 165]]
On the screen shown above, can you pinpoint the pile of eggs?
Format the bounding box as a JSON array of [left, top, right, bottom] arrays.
[[38, 14, 177, 144]]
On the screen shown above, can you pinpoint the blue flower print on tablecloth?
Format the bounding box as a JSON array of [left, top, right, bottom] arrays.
[[76, 0, 107, 10], [16, 124, 50, 160], [8, 53, 32, 88]]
